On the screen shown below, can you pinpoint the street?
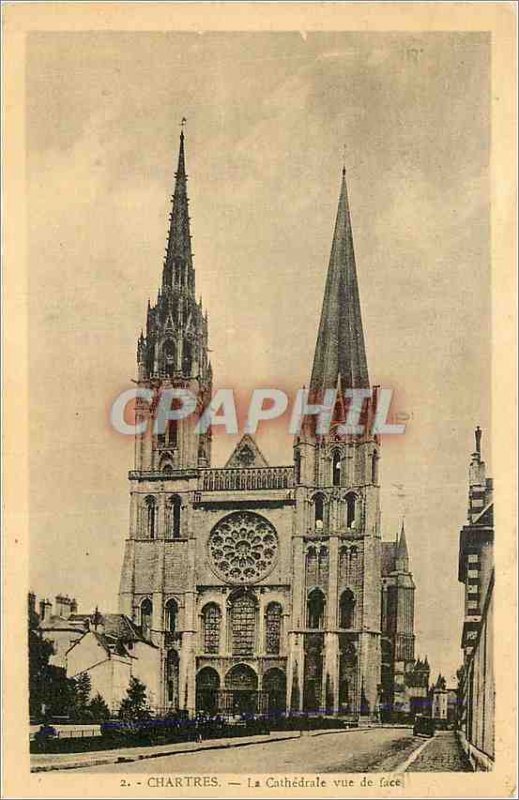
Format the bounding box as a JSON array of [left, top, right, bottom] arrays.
[[75, 728, 470, 774]]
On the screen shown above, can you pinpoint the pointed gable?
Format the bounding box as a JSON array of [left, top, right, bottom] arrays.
[[310, 168, 369, 394], [224, 435, 269, 468]]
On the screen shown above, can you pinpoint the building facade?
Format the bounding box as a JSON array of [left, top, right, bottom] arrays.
[[380, 524, 421, 720], [431, 675, 457, 729], [30, 592, 84, 669], [66, 613, 160, 713], [457, 427, 494, 769], [118, 132, 417, 718]]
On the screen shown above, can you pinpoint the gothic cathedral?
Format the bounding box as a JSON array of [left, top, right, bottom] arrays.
[[118, 131, 416, 719]]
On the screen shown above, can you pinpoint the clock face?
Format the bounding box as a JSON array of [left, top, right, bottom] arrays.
[[208, 511, 279, 584]]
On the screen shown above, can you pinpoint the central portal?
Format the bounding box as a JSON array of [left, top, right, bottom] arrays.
[[225, 664, 258, 715]]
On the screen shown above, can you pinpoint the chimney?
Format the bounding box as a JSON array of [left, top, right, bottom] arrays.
[[28, 591, 36, 617], [70, 598, 78, 615], [39, 599, 52, 622], [55, 594, 73, 619], [89, 607, 104, 633], [475, 425, 482, 456], [468, 427, 486, 521]]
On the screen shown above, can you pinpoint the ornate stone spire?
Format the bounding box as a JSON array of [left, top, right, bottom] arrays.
[[137, 125, 210, 386], [310, 167, 369, 395], [162, 128, 194, 293], [396, 520, 410, 571]]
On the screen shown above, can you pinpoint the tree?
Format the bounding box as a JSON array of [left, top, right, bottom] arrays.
[[118, 676, 151, 721], [28, 605, 74, 720], [68, 672, 92, 721], [89, 693, 110, 722], [75, 672, 92, 710], [28, 626, 55, 719]]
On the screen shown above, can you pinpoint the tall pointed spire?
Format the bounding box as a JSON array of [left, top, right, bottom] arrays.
[[162, 127, 194, 292], [310, 167, 369, 395], [396, 519, 409, 571]]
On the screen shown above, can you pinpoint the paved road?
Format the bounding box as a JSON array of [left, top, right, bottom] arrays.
[[78, 728, 429, 774], [407, 731, 472, 772]]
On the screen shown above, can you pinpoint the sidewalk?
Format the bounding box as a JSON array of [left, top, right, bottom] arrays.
[[31, 727, 353, 773], [406, 731, 473, 772]]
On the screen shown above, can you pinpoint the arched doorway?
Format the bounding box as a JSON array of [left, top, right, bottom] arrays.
[[196, 667, 220, 715], [224, 664, 258, 716], [263, 668, 286, 716]]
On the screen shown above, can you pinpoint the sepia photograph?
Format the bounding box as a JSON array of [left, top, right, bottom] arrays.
[[2, 3, 517, 798]]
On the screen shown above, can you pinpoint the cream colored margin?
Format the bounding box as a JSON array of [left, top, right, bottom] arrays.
[[2, 3, 517, 798]]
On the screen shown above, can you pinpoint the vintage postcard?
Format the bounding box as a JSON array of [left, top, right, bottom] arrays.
[[2, 2, 517, 798]]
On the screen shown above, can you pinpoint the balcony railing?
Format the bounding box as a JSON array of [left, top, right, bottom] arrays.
[[199, 466, 294, 492]]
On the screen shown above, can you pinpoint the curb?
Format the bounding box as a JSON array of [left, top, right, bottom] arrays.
[[31, 727, 358, 773], [31, 733, 299, 773]]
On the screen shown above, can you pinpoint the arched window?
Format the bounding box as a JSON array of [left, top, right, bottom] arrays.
[[339, 589, 356, 629], [318, 546, 329, 586], [307, 588, 326, 629], [332, 451, 342, 487], [229, 591, 257, 657], [145, 496, 156, 539], [167, 495, 182, 539], [313, 494, 325, 529], [165, 598, 178, 633], [167, 419, 178, 448], [265, 602, 282, 655], [345, 492, 356, 528], [305, 546, 318, 586], [202, 603, 221, 654], [141, 598, 153, 640], [339, 546, 349, 584], [163, 339, 177, 377], [182, 341, 192, 376]]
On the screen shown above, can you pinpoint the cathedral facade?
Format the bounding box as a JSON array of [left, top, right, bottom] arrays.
[[118, 131, 416, 719]]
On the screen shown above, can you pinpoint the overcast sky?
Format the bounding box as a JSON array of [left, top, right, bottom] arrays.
[[28, 31, 490, 683]]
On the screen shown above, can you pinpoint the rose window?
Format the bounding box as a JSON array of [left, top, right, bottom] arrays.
[[208, 511, 279, 584]]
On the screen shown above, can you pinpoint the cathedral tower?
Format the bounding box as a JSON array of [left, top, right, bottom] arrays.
[[289, 167, 381, 717], [119, 130, 211, 709], [134, 128, 212, 475]]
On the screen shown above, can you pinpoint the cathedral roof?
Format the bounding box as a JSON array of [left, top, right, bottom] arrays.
[[66, 613, 157, 660], [39, 615, 87, 634], [310, 168, 370, 395], [99, 613, 147, 644]]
